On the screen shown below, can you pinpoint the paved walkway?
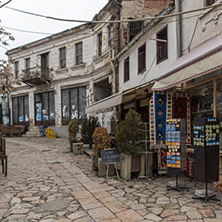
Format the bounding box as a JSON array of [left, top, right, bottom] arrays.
[[1, 138, 222, 221]]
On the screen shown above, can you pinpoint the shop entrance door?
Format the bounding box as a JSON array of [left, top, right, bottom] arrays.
[[35, 102, 42, 126]]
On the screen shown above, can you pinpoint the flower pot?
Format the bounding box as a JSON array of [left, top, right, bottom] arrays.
[[120, 153, 145, 180], [92, 154, 115, 177], [70, 142, 83, 155]]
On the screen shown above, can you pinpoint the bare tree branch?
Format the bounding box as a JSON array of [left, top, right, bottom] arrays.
[[0, 0, 12, 9]]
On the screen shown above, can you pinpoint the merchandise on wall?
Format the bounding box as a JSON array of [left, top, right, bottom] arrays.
[[193, 117, 220, 183], [166, 118, 187, 175]]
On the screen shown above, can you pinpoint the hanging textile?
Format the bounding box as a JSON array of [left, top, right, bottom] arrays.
[[173, 93, 191, 144]]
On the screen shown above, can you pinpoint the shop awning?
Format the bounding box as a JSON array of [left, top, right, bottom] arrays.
[[152, 34, 222, 91], [86, 92, 122, 113]]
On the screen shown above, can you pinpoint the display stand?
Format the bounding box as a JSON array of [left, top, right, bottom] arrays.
[[166, 119, 189, 194], [138, 122, 152, 183], [192, 118, 220, 206]]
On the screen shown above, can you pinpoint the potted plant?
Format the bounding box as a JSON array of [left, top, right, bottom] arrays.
[[115, 109, 145, 180], [91, 127, 114, 176], [81, 116, 100, 149], [68, 118, 83, 155]]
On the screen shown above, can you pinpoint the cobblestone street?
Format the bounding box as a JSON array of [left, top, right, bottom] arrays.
[[1, 138, 222, 221]]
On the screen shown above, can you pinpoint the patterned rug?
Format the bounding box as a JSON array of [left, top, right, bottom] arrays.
[[150, 92, 172, 146], [158, 146, 167, 173], [173, 93, 191, 144], [154, 94, 167, 142]]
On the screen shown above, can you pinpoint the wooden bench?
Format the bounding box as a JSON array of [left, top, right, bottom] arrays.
[[0, 125, 26, 137]]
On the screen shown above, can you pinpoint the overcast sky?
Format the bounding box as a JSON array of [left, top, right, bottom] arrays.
[[0, 0, 109, 60]]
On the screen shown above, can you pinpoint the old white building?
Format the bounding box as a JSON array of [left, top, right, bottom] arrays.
[[7, 0, 171, 136]]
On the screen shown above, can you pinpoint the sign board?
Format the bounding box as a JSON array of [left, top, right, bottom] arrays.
[[101, 149, 120, 164]]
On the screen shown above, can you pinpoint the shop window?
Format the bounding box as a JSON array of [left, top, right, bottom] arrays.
[[15, 61, 19, 79], [75, 42, 83, 65], [157, 26, 168, 64], [61, 86, 86, 124], [41, 53, 49, 76], [108, 25, 113, 49], [138, 43, 146, 74], [190, 82, 213, 118], [124, 57, 130, 82], [206, 0, 218, 6], [60, 47, 66, 69], [129, 21, 144, 42], [12, 96, 29, 125], [98, 32, 102, 56], [35, 91, 55, 126]]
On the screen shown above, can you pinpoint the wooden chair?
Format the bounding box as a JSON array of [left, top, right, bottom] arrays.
[[0, 138, 7, 176]]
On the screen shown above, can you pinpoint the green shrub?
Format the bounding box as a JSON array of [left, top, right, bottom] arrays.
[[68, 118, 79, 142], [81, 116, 100, 140], [92, 127, 111, 157], [115, 109, 145, 156]]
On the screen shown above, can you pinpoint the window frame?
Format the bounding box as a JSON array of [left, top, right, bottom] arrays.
[[75, 42, 83, 65], [25, 58, 30, 71], [12, 95, 29, 126], [108, 25, 113, 49], [124, 57, 130, 82], [59, 47, 66, 69], [156, 26, 168, 64], [138, 43, 146, 74], [34, 91, 55, 126], [15, 61, 19, 79], [41, 53, 49, 76], [61, 86, 86, 125], [128, 21, 144, 42], [98, 32, 102, 56]]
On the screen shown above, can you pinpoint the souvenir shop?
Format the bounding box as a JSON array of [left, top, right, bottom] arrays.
[[150, 40, 222, 178]]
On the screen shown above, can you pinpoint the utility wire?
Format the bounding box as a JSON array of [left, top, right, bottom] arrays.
[[0, 25, 54, 35], [4, 3, 222, 24]]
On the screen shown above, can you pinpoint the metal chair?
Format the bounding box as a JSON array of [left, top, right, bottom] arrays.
[[0, 138, 7, 176]]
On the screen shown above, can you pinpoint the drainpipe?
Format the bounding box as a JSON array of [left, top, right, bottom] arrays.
[[177, 0, 182, 58]]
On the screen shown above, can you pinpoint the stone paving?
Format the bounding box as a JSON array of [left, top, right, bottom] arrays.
[[1, 138, 222, 221]]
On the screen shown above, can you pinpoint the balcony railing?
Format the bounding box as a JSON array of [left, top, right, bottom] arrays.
[[21, 66, 52, 86]]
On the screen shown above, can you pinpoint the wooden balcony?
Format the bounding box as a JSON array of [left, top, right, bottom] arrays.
[[21, 66, 52, 87]]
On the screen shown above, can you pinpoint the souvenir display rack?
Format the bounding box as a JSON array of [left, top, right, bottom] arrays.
[[166, 119, 189, 193], [193, 117, 220, 205]]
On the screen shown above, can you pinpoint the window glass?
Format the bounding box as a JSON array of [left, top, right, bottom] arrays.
[[138, 44, 146, 74], [79, 87, 86, 119], [108, 25, 113, 49], [124, 57, 130, 82], [60, 47, 66, 68], [24, 96, 29, 122], [12, 98, 18, 123], [129, 21, 144, 42], [49, 92, 55, 120], [157, 26, 168, 64], [25, 58, 30, 70], [76, 42, 83, 65], [70, 88, 78, 119], [42, 92, 49, 121], [15, 61, 19, 79], [98, 33, 102, 56], [18, 97, 24, 122], [62, 89, 69, 120]]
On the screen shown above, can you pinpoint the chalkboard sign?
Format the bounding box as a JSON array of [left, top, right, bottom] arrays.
[[101, 149, 120, 164]]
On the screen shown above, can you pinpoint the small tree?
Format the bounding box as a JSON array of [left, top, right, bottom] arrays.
[[92, 127, 111, 157], [115, 109, 145, 156], [68, 118, 79, 143], [81, 116, 100, 148]]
